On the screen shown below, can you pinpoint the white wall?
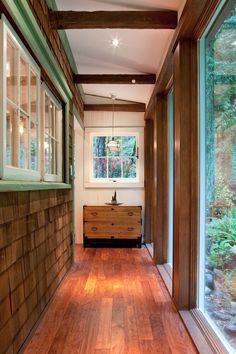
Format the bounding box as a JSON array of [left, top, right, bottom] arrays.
[[74, 117, 84, 244], [74, 111, 145, 244]]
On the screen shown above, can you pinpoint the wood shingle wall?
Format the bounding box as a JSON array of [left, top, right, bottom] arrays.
[[0, 0, 84, 352], [0, 190, 73, 353]]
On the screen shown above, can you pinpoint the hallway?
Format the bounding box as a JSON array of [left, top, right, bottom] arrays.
[[23, 246, 197, 354]]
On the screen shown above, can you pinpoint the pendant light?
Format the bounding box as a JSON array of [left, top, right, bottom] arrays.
[[106, 94, 120, 153]]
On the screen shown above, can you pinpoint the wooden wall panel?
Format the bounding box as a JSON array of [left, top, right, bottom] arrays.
[[153, 95, 168, 264], [172, 40, 198, 310], [144, 119, 153, 244]]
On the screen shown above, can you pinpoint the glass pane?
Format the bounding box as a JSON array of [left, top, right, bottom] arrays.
[[121, 136, 136, 156], [6, 37, 17, 103], [201, 3, 236, 351], [30, 70, 38, 170], [56, 108, 62, 173], [20, 56, 29, 113], [107, 136, 121, 157], [45, 94, 50, 136], [44, 136, 50, 174], [51, 139, 57, 175], [93, 136, 107, 157], [51, 103, 55, 139], [19, 114, 29, 169], [123, 157, 136, 178], [108, 158, 121, 178], [6, 104, 18, 167], [54, 141, 58, 175], [93, 158, 107, 178]]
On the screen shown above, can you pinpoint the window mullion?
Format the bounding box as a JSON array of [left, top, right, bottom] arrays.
[[107, 143, 109, 179], [53, 105, 56, 175], [28, 64, 31, 170], [16, 47, 20, 168]]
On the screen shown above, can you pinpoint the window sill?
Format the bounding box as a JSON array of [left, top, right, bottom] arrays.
[[156, 264, 172, 295], [179, 309, 229, 354], [84, 181, 144, 189], [0, 180, 71, 192]]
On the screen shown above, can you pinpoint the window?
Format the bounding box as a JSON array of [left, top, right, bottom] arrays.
[[1, 20, 41, 181], [199, 1, 236, 352], [0, 18, 63, 183], [43, 87, 63, 182], [93, 135, 137, 180], [84, 128, 144, 188]]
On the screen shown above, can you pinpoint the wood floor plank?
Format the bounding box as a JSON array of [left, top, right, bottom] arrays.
[[23, 246, 197, 354], [96, 298, 113, 350]]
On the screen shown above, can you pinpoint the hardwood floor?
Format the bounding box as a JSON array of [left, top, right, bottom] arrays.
[[23, 246, 197, 354]]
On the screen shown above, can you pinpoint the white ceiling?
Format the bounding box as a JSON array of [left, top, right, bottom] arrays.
[[56, 0, 186, 104]]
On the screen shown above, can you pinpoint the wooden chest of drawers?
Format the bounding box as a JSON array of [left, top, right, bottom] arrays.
[[83, 205, 142, 248]]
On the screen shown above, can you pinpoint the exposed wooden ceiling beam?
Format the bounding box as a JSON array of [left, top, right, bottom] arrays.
[[74, 74, 156, 85], [49, 10, 177, 30], [84, 103, 146, 112]]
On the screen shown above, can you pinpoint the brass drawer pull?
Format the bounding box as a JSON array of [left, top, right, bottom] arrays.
[[91, 227, 98, 231], [128, 212, 133, 216], [128, 227, 134, 231], [111, 208, 114, 211], [91, 212, 98, 216]]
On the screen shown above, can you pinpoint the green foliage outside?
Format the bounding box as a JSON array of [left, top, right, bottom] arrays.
[[215, 169, 235, 206], [207, 216, 236, 268]]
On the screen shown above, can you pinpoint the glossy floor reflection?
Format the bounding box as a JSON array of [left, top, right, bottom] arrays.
[[23, 246, 197, 354]]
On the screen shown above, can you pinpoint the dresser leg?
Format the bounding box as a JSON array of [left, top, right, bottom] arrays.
[[83, 236, 89, 248], [138, 236, 142, 248]]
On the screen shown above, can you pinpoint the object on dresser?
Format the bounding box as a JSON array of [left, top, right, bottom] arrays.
[[105, 190, 123, 206], [83, 205, 142, 248], [111, 191, 117, 204]]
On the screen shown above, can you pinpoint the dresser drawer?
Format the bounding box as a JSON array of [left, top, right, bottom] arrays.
[[84, 222, 141, 239], [84, 206, 141, 222]]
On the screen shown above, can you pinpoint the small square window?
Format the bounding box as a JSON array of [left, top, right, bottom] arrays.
[[84, 128, 144, 189], [92, 135, 137, 180]]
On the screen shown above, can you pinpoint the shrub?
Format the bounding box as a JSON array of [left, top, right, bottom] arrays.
[[207, 216, 236, 268]]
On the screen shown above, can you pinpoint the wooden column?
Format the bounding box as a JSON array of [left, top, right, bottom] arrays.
[[144, 119, 153, 244], [152, 95, 168, 264], [172, 40, 198, 310]]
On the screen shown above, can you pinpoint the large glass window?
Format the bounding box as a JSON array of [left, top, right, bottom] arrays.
[[92, 135, 137, 180], [199, 1, 236, 351]]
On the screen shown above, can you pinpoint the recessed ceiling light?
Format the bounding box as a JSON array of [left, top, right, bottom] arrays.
[[111, 38, 119, 48], [132, 79, 136, 84]]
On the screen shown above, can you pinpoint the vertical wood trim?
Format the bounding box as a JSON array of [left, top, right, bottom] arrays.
[[152, 97, 158, 263], [162, 97, 168, 263], [153, 95, 168, 264], [172, 39, 198, 310], [189, 40, 198, 308], [144, 119, 152, 244]]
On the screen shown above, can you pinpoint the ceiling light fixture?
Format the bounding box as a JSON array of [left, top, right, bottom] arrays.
[[106, 94, 120, 153], [132, 79, 136, 84], [111, 38, 119, 48]]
